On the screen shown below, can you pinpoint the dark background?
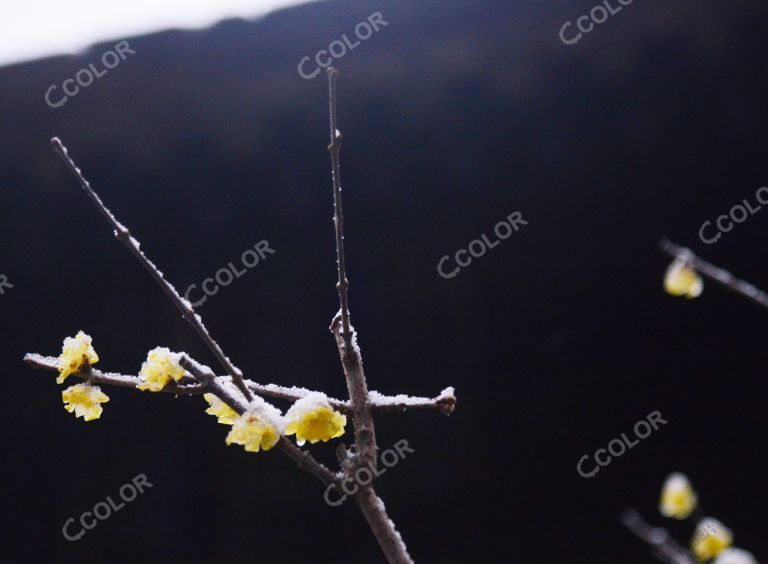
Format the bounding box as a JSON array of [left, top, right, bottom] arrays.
[[2, 0, 768, 562]]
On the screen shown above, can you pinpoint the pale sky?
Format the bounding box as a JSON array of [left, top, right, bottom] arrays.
[[0, 0, 312, 66]]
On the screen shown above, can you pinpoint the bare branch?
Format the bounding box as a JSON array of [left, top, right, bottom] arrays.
[[331, 315, 377, 469], [327, 68, 352, 344], [660, 238, 768, 311], [276, 437, 343, 488], [246, 381, 350, 413], [369, 387, 457, 416], [355, 487, 413, 564], [325, 68, 413, 564], [622, 509, 697, 564], [50, 137, 253, 402]]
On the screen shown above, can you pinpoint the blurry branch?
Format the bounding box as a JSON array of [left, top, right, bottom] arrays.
[[622, 510, 697, 564], [50, 137, 253, 402], [327, 67, 412, 564], [660, 238, 768, 311]]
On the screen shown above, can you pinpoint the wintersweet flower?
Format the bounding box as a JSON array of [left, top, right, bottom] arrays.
[[285, 392, 346, 446], [225, 396, 283, 453], [664, 259, 703, 299], [692, 518, 733, 561], [62, 383, 109, 421], [57, 331, 99, 384], [137, 347, 185, 392], [659, 472, 697, 519], [714, 548, 758, 564], [204, 393, 239, 425]]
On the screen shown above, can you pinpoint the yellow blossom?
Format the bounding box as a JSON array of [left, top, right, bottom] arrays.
[[285, 393, 346, 446], [62, 383, 109, 421], [664, 259, 703, 299], [137, 347, 185, 392], [692, 518, 733, 561], [226, 411, 280, 452], [204, 393, 239, 425], [659, 472, 697, 519], [57, 331, 99, 384]]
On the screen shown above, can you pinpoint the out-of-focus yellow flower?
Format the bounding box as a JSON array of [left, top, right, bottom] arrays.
[[714, 548, 758, 564], [226, 411, 280, 452], [692, 518, 733, 561], [659, 472, 697, 519], [62, 383, 109, 421], [57, 331, 99, 384], [285, 393, 346, 446], [137, 347, 185, 392], [664, 259, 703, 299], [204, 393, 239, 425]]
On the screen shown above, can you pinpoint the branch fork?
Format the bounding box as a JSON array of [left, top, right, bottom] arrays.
[[25, 67, 454, 564]]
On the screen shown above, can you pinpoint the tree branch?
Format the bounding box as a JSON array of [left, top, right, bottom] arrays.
[[369, 387, 457, 416], [180, 355, 343, 487], [24, 353, 206, 394], [327, 68, 352, 345], [180, 355, 341, 486], [660, 238, 768, 311], [622, 509, 697, 564], [24, 352, 340, 488], [26, 352, 452, 416], [50, 137, 253, 402], [326, 67, 413, 564]]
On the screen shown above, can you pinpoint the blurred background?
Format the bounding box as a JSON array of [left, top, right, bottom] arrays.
[[2, 0, 768, 562]]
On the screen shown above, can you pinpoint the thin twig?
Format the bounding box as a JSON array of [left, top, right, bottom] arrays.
[[50, 137, 253, 402], [26, 352, 451, 416], [24, 353, 206, 394], [660, 238, 768, 311], [181, 355, 341, 487], [326, 67, 413, 564], [327, 68, 352, 344], [622, 509, 697, 564], [369, 388, 457, 416]]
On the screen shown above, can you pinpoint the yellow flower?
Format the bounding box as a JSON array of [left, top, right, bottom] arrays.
[[137, 347, 185, 392], [226, 411, 280, 452], [664, 259, 703, 299], [659, 472, 697, 519], [57, 331, 99, 384], [692, 518, 733, 561], [204, 393, 239, 425], [62, 383, 109, 421], [285, 393, 346, 446]]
